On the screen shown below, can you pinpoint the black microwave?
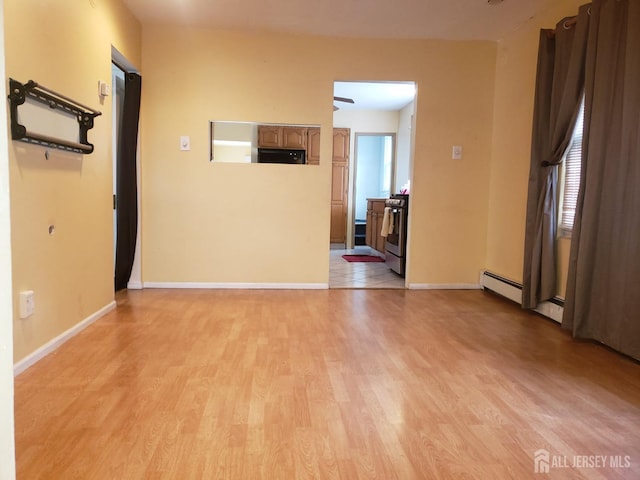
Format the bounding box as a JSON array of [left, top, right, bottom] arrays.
[[257, 148, 306, 164]]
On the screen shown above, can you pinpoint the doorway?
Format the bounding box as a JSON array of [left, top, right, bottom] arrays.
[[329, 81, 415, 289], [112, 48, 142, 291], [112, 63, 125, 271], [353, 133, 395, 246]]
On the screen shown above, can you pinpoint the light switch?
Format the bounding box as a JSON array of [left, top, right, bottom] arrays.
[[19, 290, 35, 319], [452, 145, 463, 160], [180, 136, 191, 151], [98, 81, 111, 97]]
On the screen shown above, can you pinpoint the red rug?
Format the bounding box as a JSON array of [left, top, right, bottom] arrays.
[[342, 254, 385, 263]]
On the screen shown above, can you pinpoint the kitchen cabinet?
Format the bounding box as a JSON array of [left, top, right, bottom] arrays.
[[306, 128, 320, 165], [366, 198, 387, 254], [282, 127, 307, 149], [330, 163, 348, 243], [332, 128, 350, 163], [258, 125, 308, 149], [257, 125, 281, 148], [330, 128, 350, 243]]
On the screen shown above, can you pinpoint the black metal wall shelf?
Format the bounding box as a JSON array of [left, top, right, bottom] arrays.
[[7, 78, 101, 154]]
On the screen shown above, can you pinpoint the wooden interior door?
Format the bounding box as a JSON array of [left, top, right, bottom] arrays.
[[330, 128, 350, 243]]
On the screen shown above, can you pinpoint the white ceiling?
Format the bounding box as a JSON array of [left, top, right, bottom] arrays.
[[334, 82, 416, 111], [121, 0, 554, 41]]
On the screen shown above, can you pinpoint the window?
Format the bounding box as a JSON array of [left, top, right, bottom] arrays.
[[559, 97, 585, 236]]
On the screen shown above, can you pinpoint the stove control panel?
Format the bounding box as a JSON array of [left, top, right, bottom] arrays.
[[385, 198, 406, 207]]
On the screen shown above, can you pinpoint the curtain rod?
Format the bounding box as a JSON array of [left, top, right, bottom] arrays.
[[549, 6, 591, 37], [545, 16, 576, 38]]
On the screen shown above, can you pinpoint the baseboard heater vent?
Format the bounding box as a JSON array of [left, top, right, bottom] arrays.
[[479, 270, 564, 323]]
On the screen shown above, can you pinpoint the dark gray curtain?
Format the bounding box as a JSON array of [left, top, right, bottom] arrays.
[[115, 72, 142, 291], [563, 0, 640, 360], [522, 6, 591, 309]]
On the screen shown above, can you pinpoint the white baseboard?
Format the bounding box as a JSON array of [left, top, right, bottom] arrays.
[[408, 283, 481, 290], [479, 270, 564, 324], [143, 282, 329, 290], [14, 300, 116, 376], [127, 280, 143, 290], [479, 272, 522, 303], [534, 301, 564, 323]]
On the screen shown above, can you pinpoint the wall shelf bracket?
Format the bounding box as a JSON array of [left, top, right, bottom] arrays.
[[7, 78, 102, 154]]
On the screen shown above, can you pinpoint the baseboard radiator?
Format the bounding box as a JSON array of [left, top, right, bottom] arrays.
[[479, 271, 564, 323]]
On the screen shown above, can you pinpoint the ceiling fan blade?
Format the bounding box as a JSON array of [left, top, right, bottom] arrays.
[[333, 96, 355, 104]]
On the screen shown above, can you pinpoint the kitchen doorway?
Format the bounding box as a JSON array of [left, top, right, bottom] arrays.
[[329, 81, 415, 289]]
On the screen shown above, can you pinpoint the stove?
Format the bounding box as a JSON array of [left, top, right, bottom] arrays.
[[384, 194, 409, 276]]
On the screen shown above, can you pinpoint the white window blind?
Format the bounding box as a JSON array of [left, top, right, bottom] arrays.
[[559, 98, 585, 235]]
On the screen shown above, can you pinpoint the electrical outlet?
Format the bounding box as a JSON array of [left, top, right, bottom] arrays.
[[19, 290, 35, 319]]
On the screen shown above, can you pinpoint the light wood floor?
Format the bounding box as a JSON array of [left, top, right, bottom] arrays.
[[14, 289, 640, 479]]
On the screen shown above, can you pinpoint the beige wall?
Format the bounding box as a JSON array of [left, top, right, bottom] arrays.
[[407, 42, 496, 286], [141, 27, 496, 287], [5, 0, 141, 362], [486, 0, 586, 297]]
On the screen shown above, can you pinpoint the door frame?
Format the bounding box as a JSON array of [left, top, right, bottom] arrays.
[[112, 47, 142, 289], [351, 132, 396, 247]]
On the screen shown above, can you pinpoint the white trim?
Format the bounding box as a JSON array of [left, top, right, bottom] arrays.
[[0, 1, 16, 474], [479, 270, 563, 324], [408, 283, 481, 290], [13, 301, 117, 376], [143, 282, 329, 290], [479, 273, 522, 304], [534, 301, 564, 324], [127, 280, 143, 290], [111, 45, 138, 73]]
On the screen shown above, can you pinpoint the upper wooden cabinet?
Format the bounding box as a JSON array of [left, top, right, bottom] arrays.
[[330, 128, 351, 243], [307, 128, 321, 165], [332, 128, 350, 164], [282, 127, 307, 149], [257, 125, 281, 148], [258, 125, 308, 149]]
